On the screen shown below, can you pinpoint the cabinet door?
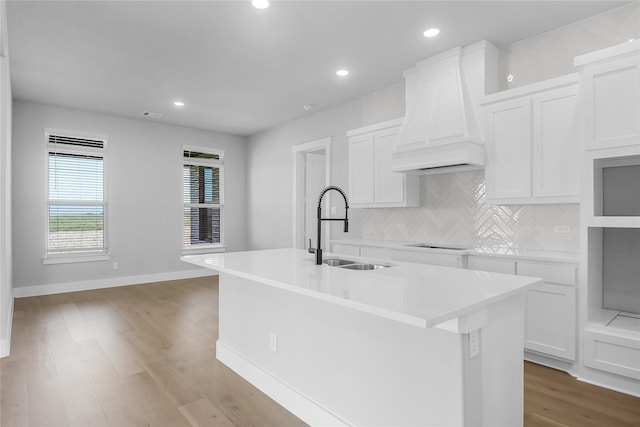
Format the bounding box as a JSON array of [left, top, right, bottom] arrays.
[[374, 128, 405, 205], [532, 85, 580, 198], [583, 55, 640, 150], [524, 283, 576, 361], [485, 98, 532, 200], [348, 134, 374, 204]]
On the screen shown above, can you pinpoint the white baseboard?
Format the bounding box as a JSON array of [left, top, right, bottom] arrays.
[[13, 269, 217, 298], [576, 368, 640, 398], [524, 351, 577, 377], [0, 296, 14, 358], [216, 341, 350, 427]]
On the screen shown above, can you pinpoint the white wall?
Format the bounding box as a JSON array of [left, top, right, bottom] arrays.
[[11, 100, 247, 291], [0, 0, 13, 356], [499, 2, 639, 91], [246, 99, 366, 250]]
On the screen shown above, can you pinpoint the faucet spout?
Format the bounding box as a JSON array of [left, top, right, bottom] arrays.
[[315, 186, 349, 265]]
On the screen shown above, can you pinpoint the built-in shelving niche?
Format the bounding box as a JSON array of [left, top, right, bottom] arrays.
[[584, 155, 640, 382], [588, 154, 640, 329]]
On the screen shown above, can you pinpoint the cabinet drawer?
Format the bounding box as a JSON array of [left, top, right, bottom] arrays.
[[517, 261, 576, 285], [584, 329, 640, 380], [468, 257, 516, 274]]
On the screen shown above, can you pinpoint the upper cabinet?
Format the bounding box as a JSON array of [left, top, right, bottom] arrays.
[[575, 40, 639, 151], [482, 74, 581, 204], [348, 119, 419, 208]]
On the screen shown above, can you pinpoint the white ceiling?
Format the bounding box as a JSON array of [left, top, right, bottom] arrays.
[[6, 0, 632, 136]]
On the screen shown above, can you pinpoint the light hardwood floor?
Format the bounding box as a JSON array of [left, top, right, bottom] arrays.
[[1, 277, 638, 427]]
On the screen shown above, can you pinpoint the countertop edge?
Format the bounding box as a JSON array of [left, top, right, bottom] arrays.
[[182, 251, 540, 330]]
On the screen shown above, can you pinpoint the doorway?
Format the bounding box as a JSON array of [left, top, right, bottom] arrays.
[[292, 138, 331, 250]]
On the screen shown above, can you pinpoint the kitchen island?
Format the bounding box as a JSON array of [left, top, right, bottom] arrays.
[[182, 248, 541, 426]]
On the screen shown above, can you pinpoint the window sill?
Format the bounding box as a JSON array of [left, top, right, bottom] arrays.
[[43, 253, 110, 265], [182, 245, 226, 256]]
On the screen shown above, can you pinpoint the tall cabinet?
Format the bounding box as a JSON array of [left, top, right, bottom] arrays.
[[577, 41, 640, 395]]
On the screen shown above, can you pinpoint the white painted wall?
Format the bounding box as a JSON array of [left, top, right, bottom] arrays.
[[246, 100, 365, 250], [11, 100, 247, 291], [0, 0, 13, 356]]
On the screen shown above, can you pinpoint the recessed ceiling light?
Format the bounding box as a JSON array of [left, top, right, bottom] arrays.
[[173, 101, 185, 107], [252, 0, 269, 9], [336, 69, 349, 77], [423, 28, 440, 38]]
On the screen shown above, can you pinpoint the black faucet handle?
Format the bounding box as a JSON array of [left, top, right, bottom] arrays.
[[308, 238, 316, 253]]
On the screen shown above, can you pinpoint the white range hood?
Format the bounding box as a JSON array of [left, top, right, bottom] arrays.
[[392, 40, 498, 175]]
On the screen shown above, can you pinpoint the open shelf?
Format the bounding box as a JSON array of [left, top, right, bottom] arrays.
[[588, 217, 640, 228], [593, 155, 640, 217]]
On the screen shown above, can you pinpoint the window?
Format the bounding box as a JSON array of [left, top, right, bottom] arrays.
[[183, 147, 224, 249], [45, 130, 108, 261]]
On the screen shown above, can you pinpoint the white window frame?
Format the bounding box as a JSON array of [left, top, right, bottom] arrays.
[[182, 145, 226, 254], [43, 129, 109, 264]]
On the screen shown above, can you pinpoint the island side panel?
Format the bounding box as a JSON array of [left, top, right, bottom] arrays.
[[217, 272, 471, 426], [480, 294, 525, 427]]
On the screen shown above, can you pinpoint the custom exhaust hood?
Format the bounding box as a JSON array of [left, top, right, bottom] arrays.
[[392, 41, 498, 174]]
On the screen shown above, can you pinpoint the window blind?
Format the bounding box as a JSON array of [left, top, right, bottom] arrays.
[[46, 131, 107, 256], [183, 148, 224, 247]]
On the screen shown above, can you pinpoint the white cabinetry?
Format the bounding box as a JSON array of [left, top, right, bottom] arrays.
[[348, 119, 419, 208], [576, 40, 639, 151], [576, 42, 640, 393], [483, 74, 581, 204], [518, 261, 577, 361], [468, 256, 577, 362]]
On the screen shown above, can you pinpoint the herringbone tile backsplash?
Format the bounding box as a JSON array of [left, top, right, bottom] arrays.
[[361, 171, 579, 252]]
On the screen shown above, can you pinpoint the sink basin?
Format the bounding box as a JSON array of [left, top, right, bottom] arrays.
[[340, 263, 389, 270], [323, 258, 356, 267], [321, 258, 391, 270]]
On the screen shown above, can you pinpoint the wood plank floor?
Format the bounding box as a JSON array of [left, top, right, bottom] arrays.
[[1, 276, 638, 427]]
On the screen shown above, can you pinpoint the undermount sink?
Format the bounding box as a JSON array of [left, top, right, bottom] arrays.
[[340, 263, 388, 270], [322, 258, 392, 270], [323, 258, 355, 267]]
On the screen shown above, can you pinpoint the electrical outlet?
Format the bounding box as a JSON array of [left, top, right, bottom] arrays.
[[554, 225, 571, 234], [469, 330, 480, 359], [112, 262, 119, 270], [270, 333, 278, 352]]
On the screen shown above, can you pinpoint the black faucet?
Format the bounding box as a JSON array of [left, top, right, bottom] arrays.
[[308, 186, 349, 265]]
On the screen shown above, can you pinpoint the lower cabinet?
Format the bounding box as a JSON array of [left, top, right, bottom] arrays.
[[469, 256, 577, 361], [524, 283, 576, 360]]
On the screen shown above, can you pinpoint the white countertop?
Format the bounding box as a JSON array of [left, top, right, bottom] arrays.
[[182, 248, 541, 329], [331, 239, 579, 263]]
